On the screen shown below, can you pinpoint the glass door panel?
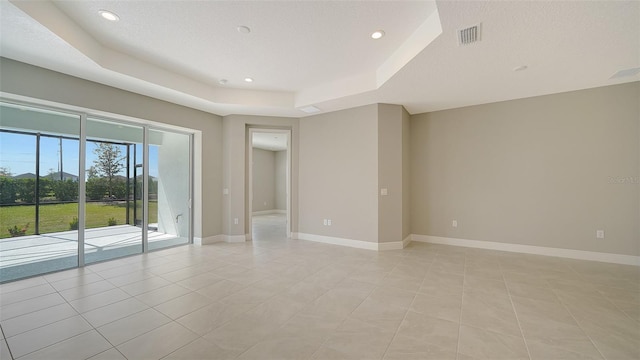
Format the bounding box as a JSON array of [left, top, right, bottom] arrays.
[[84, 118, 143, 264], [0, 103, 80, 282], [148, 129, 191, 250]]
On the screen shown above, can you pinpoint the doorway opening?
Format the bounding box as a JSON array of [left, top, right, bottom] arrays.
[[248, 129, 291, 241]]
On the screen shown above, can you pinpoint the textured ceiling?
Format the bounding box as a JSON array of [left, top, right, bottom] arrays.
[[1, 0, 638, 118]]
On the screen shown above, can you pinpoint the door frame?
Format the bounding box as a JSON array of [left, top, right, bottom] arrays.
[[247, 127, 292, 240], [0, 96, 195, 266]]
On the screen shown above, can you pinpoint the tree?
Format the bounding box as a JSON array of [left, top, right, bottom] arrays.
[[93, 143, 125, 197], [0, 167, 12, 177], [87, 166, 98, 180], [0, 177, 17, 204], [86, 177, 107, 200], [52, 179, 77, 201], [16, 179, 35, 203]]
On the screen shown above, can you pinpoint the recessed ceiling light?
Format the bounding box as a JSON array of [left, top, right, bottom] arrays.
[[98, 10, 120, 22], [218, 79, 228, 85], [237, 26, 251, 34], [513, 65, 528, 72], [244, 77, 254, 83], [371, 30, 385, 40]]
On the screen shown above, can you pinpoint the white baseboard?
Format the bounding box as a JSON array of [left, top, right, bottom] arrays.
[[295, 233, 412, 251], [295, 233, 379, 251], [403, 235, 412, 248], [412, 235, 640, 266], [378, 241, 404, 251], [196, 235, 244, 244], [252, 209, 287, 216], [377, 235, 413, 251], [195, 235, 226, 245]]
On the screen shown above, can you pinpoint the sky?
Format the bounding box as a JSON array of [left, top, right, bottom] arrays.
[[0, 131, 159, 178]]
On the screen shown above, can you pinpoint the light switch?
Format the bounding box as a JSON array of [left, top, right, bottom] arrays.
[[380, 188, 388, 196], [223, 188, 229, 195]]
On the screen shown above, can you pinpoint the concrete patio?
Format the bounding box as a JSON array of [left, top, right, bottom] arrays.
[[0, 225, 186, 282]]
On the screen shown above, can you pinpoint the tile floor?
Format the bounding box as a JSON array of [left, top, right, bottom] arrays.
[[0, 214, 638, 359]]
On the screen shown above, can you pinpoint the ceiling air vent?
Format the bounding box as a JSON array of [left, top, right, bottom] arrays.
[[458, 23, 481, 46]]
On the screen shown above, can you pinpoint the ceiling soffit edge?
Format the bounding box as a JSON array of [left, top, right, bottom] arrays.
[[10, 0, 441, 113], [10, 0, 294, 110]]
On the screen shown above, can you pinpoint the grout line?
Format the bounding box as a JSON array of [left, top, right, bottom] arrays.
[[551, 288, 609, 360], [308, 273, 381, 358], [0, 324, 15, 360], [2, 231, 639, 359], [592, 286, 639, 324], [380, 253, 432, 359], [454, 252, 467, 359], [503, 271, 533, 360]]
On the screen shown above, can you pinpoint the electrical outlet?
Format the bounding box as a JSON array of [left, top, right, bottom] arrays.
[[596, 230, 605, 239], [452, 220, 458, 228], [234, 218, 239, 225], [323, 219, 328, 226], [328, 219, 332, 226]]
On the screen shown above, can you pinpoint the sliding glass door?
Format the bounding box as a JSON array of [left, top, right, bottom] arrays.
[[0, 103, 80, 282], [84, 118, 144, 264], [0, 100, 193, 283]]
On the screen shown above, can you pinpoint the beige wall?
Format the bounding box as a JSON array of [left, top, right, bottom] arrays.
[[0, 58, 223, 240], [298, 104, 379, 242], [411, 82, 640, 256], [378, 104, 404, 243], [222, 115, 298, 237], [252, 148, 276, 212], [5, 58, 635, 257], [275, 150, 287, 210]]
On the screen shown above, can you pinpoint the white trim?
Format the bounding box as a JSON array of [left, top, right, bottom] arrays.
[[142, 126, 149, 253], [78, 113, 86, 267], [293, 232, 413, 251], [378, 241, 404, 251], [412, 235, 640, 266], [403, 235, 412, 248], [247, 128, 292, 240], [378, 235, 412, 251], [194, 235, 226, 245], [226, 235, 247, 243], [295, 233, 378, 251], [252, 209, 287, 216]]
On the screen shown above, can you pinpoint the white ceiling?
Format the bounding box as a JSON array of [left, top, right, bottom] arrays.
[[1, 0, 638, 118], [252, 132, 287, 152]]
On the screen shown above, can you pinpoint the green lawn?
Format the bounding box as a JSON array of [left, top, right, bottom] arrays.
[[1, 201, 158, 239]]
